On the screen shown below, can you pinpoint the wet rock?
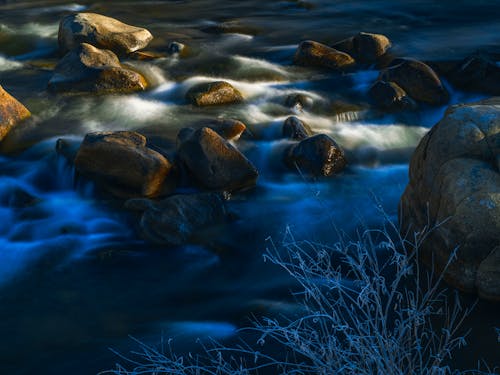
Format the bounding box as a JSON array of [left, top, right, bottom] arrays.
[[368, 80, 417, 111], [333, 32, 391, 63], [294, 40, 355, 71], [128, 50, 166, 61], [476, 246, 500, 301], [448, 54, 500, 95], [55, 138, 81, 163], [186, 81, 243, 106], [177, 127, 258, 191], [48, 43, 147, 94], [201, 118, 247, 141], [282, 116, 312, 140], [0, 186, 39, 208], [74, 131, 173, 198], [125, 192, 230, 246], [284, 134, 347, 176], [167, 41, 186, 55], [379, 58, 449, 105], [399, 98, 500, 300], [202, 21, 260, 36], [58, 12, 153, 55], [0, 85, 31, 142], [285, 93, 314, 111]]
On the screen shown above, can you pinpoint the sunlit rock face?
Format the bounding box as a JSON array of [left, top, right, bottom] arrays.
[[400, 98, 500, 300], [0, 85, 31, 142]]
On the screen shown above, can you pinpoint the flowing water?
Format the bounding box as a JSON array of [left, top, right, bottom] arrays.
[[0, 1, 499, 374]]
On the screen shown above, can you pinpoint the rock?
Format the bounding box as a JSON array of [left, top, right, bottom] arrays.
[[74, 131, 173, 198], [0, 186, 39, 208], [476, 246, 500, 301], [177, 127, 258, 191], [186, 81, 243, 106], [379, 59, 449, 105], [0, 85, 31, 142], [58, 13, 153, 55], [399, 98, 500, 300], [294, 40, 355, 71], [284, 134, 347, 176], [333, 32, 391, 63], [125, 192, 230, 246], [449, 54, 500, 95], [285, 93, 314, 112], [202, 21, 260, 36], [201, 118, 247, 141], [128, 50, 166, 61], [282, 116, 312, 140], [167, 41, 185, 55], [48, 43, 147, 94], [55, 138, 81, 163], [368, 80, 417, 111]]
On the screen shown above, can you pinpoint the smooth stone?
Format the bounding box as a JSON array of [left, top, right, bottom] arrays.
[[284, 134, 347, 176], [369, 80, 417, 111], [48, 43, 147, 94], [449, 54, 500, 95], [379, 58, 449, 105], [294, 40, 355, 71], [282, 116, 312, 140], [177, 127, 258, 191], [58, 12, 153, 55], [186, 81, 243, 106], [74, 131, 173, 198], [333, 32, 391, 63], [0, 85, 31, 142]]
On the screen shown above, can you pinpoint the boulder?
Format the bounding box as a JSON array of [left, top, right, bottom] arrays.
[[58, 13, 153, 55], [368, 80, 417, 111], [448, 54, 500, 95], [0, 85, 31, 142], [177, 127, 258, 191], [186, 81, 243, 106], [125, 192, 230, 246], [399, 98, 500, 300], [284, 134, 347, 176], [294, 40, 355, 71], [177, 119, 246, 145], [48, 43, 147, 94], [333, 32, 391, 63], [282, 116, 312, 140], [74, 131, 173, 198], [379, 59, 449, 105]]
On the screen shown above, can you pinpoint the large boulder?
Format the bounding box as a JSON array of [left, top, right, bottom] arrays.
[[284, 134, 347, 176], [400, 98, 500, 300], [333, 32, 391, 63], [58, 13, 153, 55], [177, 127, 258, 191], [294, 40, 355, 71], [379, 59, 449, 105], [74, 131, 173, 198], [48, 43, 147, 94], [0, 85, 31, 142], [186, 81, 243, 106], [125, 192, 230, 246]]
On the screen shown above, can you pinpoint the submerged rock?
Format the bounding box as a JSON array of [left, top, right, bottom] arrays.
[[202, 21, 260, 36], [74, 131, 173, 198], [125, 192, 230, 246], [284, 134, 347, 176], [58, 12, 153, 55], [282, 116, 312, 140], [368, 80, 417, 111], [186, 81, 243, 106], [0, 85, 31, 142], [379, 58, 448, 105], [48, 43, 147, 94], [285, 93, 314, 111], [177, 127, 258, 191], [448, 54, 500, 95], [399, 98, 500, 300], [294, 40, 355, 71], [333, 32, 391, 63]]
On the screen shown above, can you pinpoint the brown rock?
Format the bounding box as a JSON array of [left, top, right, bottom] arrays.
[[379, 59, 449, 105], [177, 127, 258, 191], [333, 32, 391, 63], [186, 81, 243, 106], [74, 131, 173, 198], [294, 40, 355, 71], [282, 116, 312, 140], [48, 43, 147, 94], [0, 85, 31, 142], [368, 80, 417, 111], [58, 13, 153, 55], [399, 98, 500, 300], [285, 134, 347, 176]]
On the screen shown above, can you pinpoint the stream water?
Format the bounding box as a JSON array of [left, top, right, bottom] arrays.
[[0, 1, 499, 374]]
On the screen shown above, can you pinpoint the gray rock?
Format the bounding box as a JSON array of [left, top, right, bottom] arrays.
[[58, 12, 153, 55], [282, 116, 312, 140]]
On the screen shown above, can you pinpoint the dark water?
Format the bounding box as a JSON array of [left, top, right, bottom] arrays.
[[0, 1, 499, 374]]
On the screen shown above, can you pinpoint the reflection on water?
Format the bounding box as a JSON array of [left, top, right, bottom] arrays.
[[0, 0, 498, 374]]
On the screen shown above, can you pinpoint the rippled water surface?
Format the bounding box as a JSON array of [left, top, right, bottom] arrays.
[[0, 1, 499, 374]]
